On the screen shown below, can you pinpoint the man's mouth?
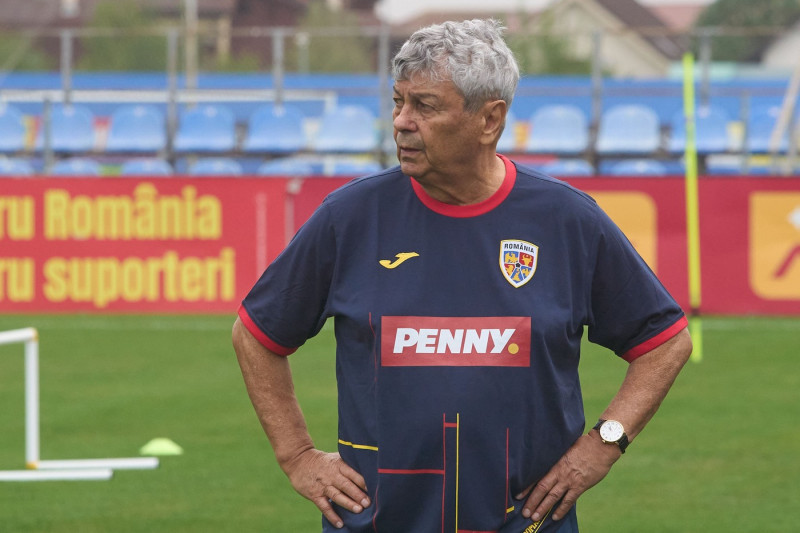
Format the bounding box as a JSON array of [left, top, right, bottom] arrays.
[[397, 140, 422, 154], [399, 146, 420, 153]]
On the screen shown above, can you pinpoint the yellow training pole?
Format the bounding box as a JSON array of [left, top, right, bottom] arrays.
[[682, 52, 703, 363]]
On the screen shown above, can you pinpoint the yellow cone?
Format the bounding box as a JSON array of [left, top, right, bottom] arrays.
[[140, 438, 184, 456]]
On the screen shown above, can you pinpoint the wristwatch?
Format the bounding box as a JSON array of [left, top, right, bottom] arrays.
[[592, 419, 629, 454]]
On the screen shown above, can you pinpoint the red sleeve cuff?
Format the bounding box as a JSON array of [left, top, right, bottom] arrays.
[[621, 315, 689, 363], [237, 304, 297, 356]]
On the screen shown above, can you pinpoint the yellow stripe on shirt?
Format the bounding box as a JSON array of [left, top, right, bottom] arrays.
[[338, 439, 379, 452]]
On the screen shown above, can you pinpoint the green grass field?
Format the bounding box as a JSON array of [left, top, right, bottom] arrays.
[[0, 314, 798, 532]]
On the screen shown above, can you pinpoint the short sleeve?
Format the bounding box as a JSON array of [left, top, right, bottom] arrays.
[[239, 201, 337, 355], [586, 206, 686, 361]]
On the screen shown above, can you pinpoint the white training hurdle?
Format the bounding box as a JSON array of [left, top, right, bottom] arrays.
[[0, 327, 158, 482]]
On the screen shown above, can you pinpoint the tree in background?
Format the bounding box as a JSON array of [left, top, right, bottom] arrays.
[[288, 0, 373, 73], [507, 10, 592, 75], [0, 34, 55, 71], [77, 0, 167, 71], [694, 0, 800, 62]]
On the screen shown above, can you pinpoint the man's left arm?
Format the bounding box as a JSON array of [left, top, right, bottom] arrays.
[[518, 326, 693, 522]]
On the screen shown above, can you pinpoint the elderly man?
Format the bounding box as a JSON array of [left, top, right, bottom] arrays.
[[233, 19, 692, 533]]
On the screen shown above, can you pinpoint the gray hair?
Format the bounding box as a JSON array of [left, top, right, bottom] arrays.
[[391, 19, 520, 113]]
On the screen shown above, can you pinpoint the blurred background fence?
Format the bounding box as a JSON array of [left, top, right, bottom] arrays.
[[1, 0, 800, 177]]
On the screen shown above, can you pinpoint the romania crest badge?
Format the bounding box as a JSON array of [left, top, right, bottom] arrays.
[[500, 239, 539, 288]]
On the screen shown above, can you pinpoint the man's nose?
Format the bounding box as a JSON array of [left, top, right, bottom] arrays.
[[393, 106, 416, 132]]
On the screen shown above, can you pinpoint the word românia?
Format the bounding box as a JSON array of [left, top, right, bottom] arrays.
[[44, 183, 222, 240]]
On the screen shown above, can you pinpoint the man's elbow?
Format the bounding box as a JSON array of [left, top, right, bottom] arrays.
[[658, 327, 693, 373], [232, 317, 251, 355], [675, 327, 693, 364], [632, 326, 693, 371]]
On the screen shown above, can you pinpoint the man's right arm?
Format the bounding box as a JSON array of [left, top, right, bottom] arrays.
[[232, 317, 371, 528]]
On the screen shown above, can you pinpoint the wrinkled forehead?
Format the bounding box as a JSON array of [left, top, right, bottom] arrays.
[[393, 73, 463, 100]]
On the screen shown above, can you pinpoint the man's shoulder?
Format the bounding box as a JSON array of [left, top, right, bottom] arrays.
[[510, 159, 598, 206], [324, 165, 407, 205], [329, 165, 406, 195]]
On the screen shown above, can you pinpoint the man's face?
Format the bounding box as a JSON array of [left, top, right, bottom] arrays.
[[392, 76, 484, 184]]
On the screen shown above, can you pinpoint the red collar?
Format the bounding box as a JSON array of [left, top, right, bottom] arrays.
[[410, 154, 516, 218]]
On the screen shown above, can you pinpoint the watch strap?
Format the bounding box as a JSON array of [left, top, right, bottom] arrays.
[[617, 433, 629, 454]]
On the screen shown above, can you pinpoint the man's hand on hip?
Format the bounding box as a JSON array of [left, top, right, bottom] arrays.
[[283, 448, 371, 529], [516, 432, 620, 522]]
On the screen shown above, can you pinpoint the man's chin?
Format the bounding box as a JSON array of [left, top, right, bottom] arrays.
[[398, 161, 418, 177]]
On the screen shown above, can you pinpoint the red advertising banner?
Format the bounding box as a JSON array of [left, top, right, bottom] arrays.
[[0, 178, 286, 313], [699, 178, 800, 315], [1, 175, 799, 315]]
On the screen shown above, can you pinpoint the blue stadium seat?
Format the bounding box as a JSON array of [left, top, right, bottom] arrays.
[[173, 104, 237, 153], [741, 165, 781, 176], [537, 158, 594, 176], [120, 158, 173, 176], [601, 159, 667, 176], [705, 155, 788, 176], [188, 157, 242, 176], [243, 105, 307, 153], [50, 157, 102, 176], [313, 105, 378, 153], [106, 105, 167, 153], [497, 112, 517, 153], [745, 104, 792, 153], [668, 105, 731, 154], [257, 157, 321, 176], [596, 104, 661, 154], [0, 104, 27, 153], [36, 104, 96, 153], [705, 154, 744, 175], [0, 157, 34, 176], [526, 105, 589, 154], [329, 158, 383, 176]]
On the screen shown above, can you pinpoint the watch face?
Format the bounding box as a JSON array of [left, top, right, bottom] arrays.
[[600, 420, 624, 442]]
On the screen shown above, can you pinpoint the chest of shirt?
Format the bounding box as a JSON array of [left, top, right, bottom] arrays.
[[325, 194, 595, 345]]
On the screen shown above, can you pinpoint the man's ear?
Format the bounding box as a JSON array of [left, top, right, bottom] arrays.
[[481, 100, 508, 146]]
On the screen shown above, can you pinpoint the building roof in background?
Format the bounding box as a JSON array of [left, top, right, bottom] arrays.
[[649, 2, 705, 31], [0, 0, 320, 28], [0, 0, 243, 28], [0, 0, 91, 28], [142, 0, 240, 17], [390, 10, 519, 34], [388, 0, 689, 60], [594, 0, 686, 59], [0, 1, 60, 26]]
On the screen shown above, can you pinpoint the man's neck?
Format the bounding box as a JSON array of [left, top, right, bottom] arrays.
[[416, 153, 506, 206]]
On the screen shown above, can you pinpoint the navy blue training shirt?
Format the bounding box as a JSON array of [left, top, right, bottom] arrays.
[[240, 155, 687, 532]]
